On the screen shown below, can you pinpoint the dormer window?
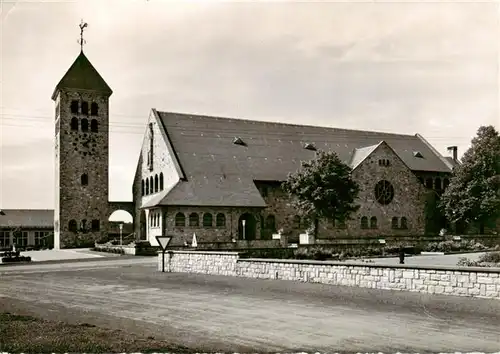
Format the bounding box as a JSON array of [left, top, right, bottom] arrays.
[[304, 143, 316, 151], [413, 151, 424, 158], [233, 137, 246, 146]]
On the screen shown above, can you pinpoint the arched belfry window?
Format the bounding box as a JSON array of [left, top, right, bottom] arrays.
[[70, 100, 79, 114], [71, 117, 78, 131], [154, 175, 159, 193], [81, 173, 88, 186], [81, 101, 89, 115], [145, 179, 149, 195], [159, 173, 164, 191], [81, 118, 89, 132], [141, 180, 145, 196], [149, 176, 154, 194], [91, 102, 99, 116], [90, 119, 98, 133]]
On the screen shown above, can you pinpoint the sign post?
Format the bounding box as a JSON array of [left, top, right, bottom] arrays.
[[242, 220, 246, 240], [378, 239, 386, 257], [155, 236, 172, 273]]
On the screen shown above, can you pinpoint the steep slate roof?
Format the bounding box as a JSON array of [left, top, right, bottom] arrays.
[[0, 210, 53, 228], [51, 51, 112, 100], [153, 111, 452, 207]]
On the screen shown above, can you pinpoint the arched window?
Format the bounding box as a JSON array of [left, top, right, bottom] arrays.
[[81, 118, 89, 132], [81, 101, 89, 115], [360, 216, 368, 229], [71, 117, 78, 131], [159, 173, 164, 191], [425, 178, 433, 189], [443, 178, 450, 190], [216, 213, 226, 227], [370, 216, 378, 229], [401, 217, 408, 229], [145, 179, 149, 195], [189, 213, 199, 227], [90, 119, 98, 133], [175, 212, 185, 227], [91, 102, 99, 116], [81, 173, 88, 186], [154, 175, 159, 193], [70, 100, 79, 114], [435, 178, 442, 190], [80, 219, 87, 233], [293, 215, 301, 229], [91, 219, 100, 231], [203, 213, 213, 227], [149, 176, 154, 194], [266, 215, 276, 231], [391, 217, 399, 229], [68, 219, 77, 232], [141, 180, 145, 196]]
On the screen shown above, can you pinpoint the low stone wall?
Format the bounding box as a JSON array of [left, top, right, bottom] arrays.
[[158, 250, 239, 275], [158, 251, 500, 300]]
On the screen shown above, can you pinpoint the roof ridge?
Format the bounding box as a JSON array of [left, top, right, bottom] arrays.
[[157, 111, 418, 138]]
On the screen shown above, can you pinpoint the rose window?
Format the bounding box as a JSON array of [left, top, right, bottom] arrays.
[[374, 180, 394, 205]]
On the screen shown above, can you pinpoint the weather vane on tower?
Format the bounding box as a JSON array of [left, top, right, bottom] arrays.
[[78, 19, 88, 52]]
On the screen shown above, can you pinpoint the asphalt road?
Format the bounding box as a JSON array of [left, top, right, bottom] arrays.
[[0, 258, 499, 352]]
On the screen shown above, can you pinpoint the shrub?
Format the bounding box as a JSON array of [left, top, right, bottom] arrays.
[[457, 257, 478, 267], [478, 252, 500, 264]]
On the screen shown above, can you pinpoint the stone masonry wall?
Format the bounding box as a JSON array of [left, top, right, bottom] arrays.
[[158, 250, 239, 275], [163, 206, 265, 246], [56, 89, 111, 248], [159, 251, 500, 300]]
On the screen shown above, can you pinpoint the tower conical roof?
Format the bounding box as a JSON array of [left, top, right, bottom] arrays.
[[52, 51, 113, 100]]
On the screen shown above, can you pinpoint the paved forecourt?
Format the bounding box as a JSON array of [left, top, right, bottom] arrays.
[[0, 258, 499, 352]]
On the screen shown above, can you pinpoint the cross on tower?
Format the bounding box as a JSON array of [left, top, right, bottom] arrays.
[[78, 19, 88, 52]]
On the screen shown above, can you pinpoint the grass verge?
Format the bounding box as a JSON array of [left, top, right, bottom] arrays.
[[0, 312, 194, 353]]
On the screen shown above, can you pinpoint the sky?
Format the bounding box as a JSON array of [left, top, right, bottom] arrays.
[[1, 0, 499, 222]]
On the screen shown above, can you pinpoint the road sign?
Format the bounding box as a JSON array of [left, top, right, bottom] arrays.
[[156, 236, 172, 251], [156, 236, 173, 273]]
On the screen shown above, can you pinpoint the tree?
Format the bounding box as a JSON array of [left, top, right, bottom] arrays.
[[439, 125, 500, 233], [281, 150, 360, 235]]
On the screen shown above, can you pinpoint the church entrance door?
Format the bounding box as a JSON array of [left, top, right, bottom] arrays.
[[238, 213, 256, 241]]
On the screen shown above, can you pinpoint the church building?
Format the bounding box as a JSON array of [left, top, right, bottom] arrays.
[[133, 110, 457, 247], [48, 26, 458, 249]]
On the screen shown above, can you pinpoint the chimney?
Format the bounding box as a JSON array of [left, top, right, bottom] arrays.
[[447, 146, 458, 161]]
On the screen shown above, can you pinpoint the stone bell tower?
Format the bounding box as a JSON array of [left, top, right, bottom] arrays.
[[52, 21, 113, 249]]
